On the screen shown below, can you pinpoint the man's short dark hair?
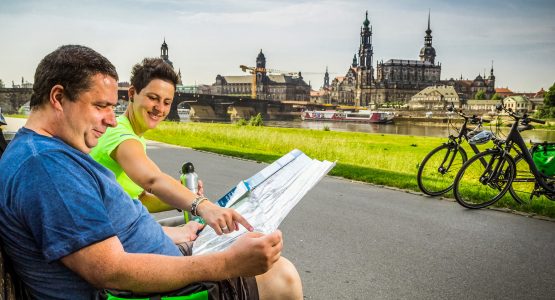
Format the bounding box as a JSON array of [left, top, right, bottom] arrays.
[[30, 45, 118, 109], [130, 58, 178, 94]]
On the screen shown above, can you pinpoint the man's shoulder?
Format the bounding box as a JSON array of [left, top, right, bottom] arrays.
[[1, 131, 93, 181], [5, 130, 77, 160]]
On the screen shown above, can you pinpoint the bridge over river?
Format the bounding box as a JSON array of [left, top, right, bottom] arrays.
[[118, 89, 308, 122]]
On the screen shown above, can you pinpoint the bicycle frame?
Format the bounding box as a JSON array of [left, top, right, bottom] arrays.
[[445, 112, 483, 157], [503, 116, 554, 193]]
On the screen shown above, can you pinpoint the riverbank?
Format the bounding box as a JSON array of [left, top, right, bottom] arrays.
[[146, 121, 555, 218]]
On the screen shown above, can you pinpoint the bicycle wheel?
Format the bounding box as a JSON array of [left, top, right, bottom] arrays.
[[417, 143, 467, 196], [453, 150, 515, 209]]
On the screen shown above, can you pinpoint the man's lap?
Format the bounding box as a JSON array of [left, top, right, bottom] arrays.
[[176, 241, 259, 300]]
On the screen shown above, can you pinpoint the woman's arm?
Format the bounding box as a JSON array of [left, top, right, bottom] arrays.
[[111, 139, 253, 235]]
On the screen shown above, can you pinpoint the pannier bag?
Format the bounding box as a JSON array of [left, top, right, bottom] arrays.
[[532, 142, 555, 177]]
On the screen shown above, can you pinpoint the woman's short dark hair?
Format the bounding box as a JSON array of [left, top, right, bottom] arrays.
[[130, 58, 178, 94], [30, 45, 118, 109]]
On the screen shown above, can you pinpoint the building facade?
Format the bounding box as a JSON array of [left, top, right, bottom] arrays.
[[211, 50, 311, 101], [442, 67, 495, 101], [408, 85, 460, 110]]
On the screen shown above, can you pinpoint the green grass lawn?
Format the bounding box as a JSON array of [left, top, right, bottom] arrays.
[[145, 121, 555, 218]]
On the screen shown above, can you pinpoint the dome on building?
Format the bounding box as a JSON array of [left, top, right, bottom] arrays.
[[419, 46, 436, 58], [363, 11, 370, 28]]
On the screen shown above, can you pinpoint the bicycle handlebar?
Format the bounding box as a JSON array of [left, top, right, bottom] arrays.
[[527, 117, 546, 125]]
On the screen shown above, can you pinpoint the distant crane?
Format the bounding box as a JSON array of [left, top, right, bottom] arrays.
[[239, 64, 264, 99]]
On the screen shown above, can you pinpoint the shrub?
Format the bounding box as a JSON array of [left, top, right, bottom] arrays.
[[248, 113, 264, 126], [235, 118, 248, 126]]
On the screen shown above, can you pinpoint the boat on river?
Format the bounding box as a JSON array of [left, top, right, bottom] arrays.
[[301, 109, 395, 124]]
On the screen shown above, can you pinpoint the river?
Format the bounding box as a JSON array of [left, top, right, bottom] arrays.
[[262, 120, 555, 142]]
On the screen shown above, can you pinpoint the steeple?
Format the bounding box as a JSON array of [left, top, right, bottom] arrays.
[[256, 49, 266, 69], [363, 11, 370, 28], [160, 38, 173, 68], [161, 38, 168, 59], [419, 10, 436, 64], [352, 54, 358, 68], [255, 49, 267, 99], [488, 60, 495, 88], [324, 66, 330, 88], [489, 61, 495, 77], [425, 10, 432, 42], [358, 10, 373, 69]]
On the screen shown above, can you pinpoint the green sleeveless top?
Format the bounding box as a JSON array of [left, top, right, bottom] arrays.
[[90, 115, 145, 199]]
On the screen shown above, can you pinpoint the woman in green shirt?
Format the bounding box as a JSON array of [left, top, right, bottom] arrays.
[[91, 58, 252, 240]]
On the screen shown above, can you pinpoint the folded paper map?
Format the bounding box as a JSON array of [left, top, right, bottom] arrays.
[[192, 149, 335, 255]]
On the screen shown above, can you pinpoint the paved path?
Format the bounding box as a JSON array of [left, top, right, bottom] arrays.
[[147, 141, 555, 299]]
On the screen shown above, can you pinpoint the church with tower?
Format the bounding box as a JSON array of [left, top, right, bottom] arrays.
[[329, 11, 495, 107]]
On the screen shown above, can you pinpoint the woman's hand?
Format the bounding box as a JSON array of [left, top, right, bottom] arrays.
[[198, 201, 254, 235], [197, 179, 204, 196]]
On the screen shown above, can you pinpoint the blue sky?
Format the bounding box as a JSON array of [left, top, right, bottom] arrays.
[[1, 0, 554, 92]]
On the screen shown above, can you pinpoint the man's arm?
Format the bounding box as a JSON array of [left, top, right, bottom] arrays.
[[112, 139, 253, 235], [61, 230, 283, 293]]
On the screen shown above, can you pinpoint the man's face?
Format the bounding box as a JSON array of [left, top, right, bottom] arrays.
[[59, 74, 118, 153]]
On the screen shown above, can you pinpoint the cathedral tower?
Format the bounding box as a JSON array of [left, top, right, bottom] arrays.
[[358, 11, 373, 71], [419, 11, 436, 64], [357, 11, 374, 106]]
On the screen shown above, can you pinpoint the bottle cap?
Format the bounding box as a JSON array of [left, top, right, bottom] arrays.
[[182, 162, 195, 173]]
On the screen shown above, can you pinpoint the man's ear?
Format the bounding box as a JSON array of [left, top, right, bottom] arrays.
[[49, 85, 65, 111], [128, 86, 136, 102]]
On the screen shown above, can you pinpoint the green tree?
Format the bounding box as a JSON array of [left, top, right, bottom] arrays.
[[544, 82, 555, 107], [474, 90, 486, 100], [491, 93, 502, 100], [535, 82, 555, 118], [0, 79, 4, 88]]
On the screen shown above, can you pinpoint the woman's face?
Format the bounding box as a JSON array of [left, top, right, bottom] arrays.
[[130, 79, 175, 132]]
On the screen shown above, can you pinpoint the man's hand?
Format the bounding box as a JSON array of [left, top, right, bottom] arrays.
[[198, 201, 254, 235], [163, 221, 205, 244], [224, 230, 283, 278]]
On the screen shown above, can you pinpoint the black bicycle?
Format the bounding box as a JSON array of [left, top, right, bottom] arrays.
[[452, 104, 554, 209], [417, 107, 492, 196]]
